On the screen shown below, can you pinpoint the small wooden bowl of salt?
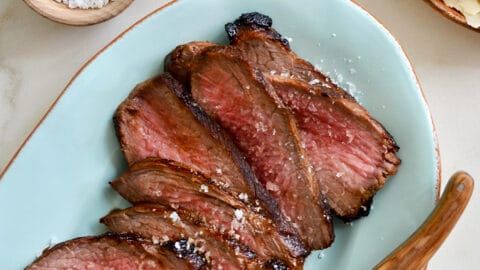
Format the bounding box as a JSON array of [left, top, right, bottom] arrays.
[[23, 0, 133, 26]]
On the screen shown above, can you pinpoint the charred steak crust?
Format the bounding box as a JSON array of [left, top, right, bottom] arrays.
[[26, 234, 192, 270], [189, 45, 334, 250], [225, 12, 290, 47]]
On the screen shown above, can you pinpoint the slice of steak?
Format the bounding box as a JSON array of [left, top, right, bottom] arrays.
[[165, 41, 217, 87], [114, 73, 255, 200], [114, 158, 266, 217], [101, 204, 254, 269], [224, 12, 401, 219], [268, 77, 401, 220], [26, 234, 191, 270], [225, 12, 352, 100], [189, 46, 333, 250], [110, 162, 306, 266]]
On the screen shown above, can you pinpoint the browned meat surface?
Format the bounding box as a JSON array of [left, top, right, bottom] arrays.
[[165, 41, 216, 87], [114, 73, 255, 200], [190, 46, 333, 250], [101, 204, 248, 270], [27, 234, 191, 270], [110, 159, 306, 265], [268, 77, 400, 219], [166, 42, 216, 86], [119, 158, 254, 213]]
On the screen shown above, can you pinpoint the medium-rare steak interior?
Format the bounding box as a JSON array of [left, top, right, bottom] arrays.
[[189, 46, 334, 250], [268, 77, 400, 219]]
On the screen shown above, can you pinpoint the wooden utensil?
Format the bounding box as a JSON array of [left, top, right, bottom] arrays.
[[375, 172, 474, 270], [23, 0, 133, 26], [426, 0, 480, 32]]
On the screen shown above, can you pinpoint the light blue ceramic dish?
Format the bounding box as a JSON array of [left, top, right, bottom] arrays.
[[0, 0, 439, 269]]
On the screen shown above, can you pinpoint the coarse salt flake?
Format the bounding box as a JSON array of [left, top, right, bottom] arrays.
[[238, 193, 249, 202], [200, 184, 209, 193], [266, 182, 280, 192], [317, 251, 325, 259], [169, 211, 180, 223], [234, 209, 244, 220], [308, 79, 320, 85]]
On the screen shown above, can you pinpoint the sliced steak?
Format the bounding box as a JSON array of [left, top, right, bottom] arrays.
[[161, 74, 289, 231], [110, 162, 306, 266], [189, 46, 333, 250], [27, 234, 191, 270], [101, 204, 255, 269], [164, 38, 400, 220], [115, 73, 290, 232], [114, 73, 252, 199], [268, 77, 400, 219], [224, 12, 401, 220]]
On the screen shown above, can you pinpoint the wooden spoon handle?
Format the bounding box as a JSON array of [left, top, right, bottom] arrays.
[[374, 172, 474, 270]]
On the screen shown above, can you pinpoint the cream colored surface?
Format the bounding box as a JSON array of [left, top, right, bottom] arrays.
[[0, 0, 479, 268]]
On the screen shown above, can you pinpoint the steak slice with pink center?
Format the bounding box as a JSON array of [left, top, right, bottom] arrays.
[[190, 46, 333, 250]]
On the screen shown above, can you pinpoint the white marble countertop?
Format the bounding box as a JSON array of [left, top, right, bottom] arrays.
[[1, 0, 479, 269]]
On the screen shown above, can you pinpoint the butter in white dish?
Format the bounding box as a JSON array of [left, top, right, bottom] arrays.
[[444, 0, 480, 28]]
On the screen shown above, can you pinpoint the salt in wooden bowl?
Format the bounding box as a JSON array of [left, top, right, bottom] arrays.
[[23, 0, 134, 26]]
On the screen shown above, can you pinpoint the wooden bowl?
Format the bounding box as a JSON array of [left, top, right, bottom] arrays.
[[23, 0, 133, 26], [426, 0, 480, 32]]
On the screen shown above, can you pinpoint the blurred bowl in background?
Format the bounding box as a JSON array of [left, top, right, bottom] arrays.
[[23, 0, 133, 26], [426, 0, 480, 32]]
